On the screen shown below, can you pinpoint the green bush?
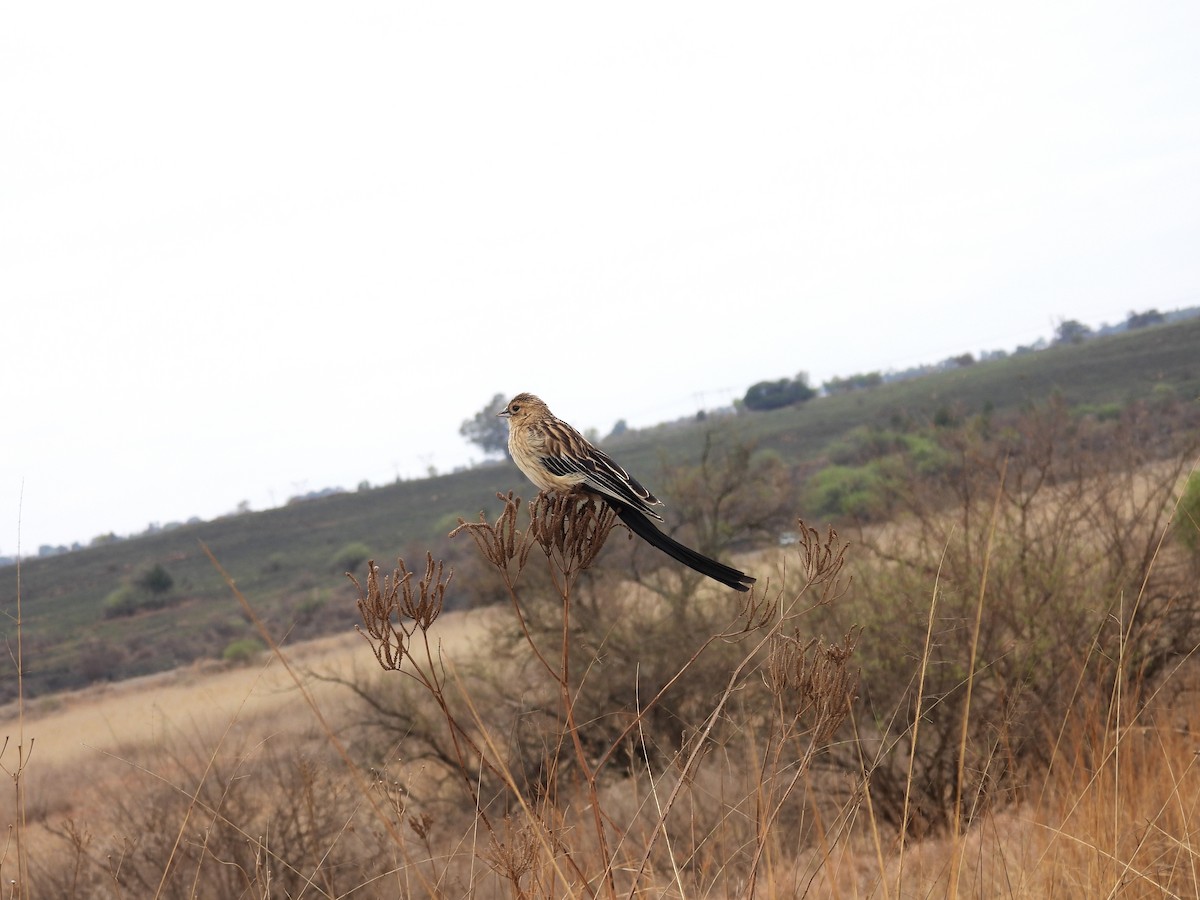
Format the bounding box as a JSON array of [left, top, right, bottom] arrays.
[[222, 637, 265, 665], [101, 584, 173, 619], [1075, 401, 1123, 422], [330, 541, 372, 573], [134, 563, 174, 594], [1180, 472, 1200, 554], [825, 426, 903, 466], [295, 591, 327, 626], [101, 585, 142, 619], [806, 464, 886, 520], [903, 432, 951, 475], [825, 425, 950, 476]]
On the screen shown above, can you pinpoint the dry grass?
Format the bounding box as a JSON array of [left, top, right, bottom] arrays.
[[0, 611, 488, 898], [2, 438, 1199, 896]]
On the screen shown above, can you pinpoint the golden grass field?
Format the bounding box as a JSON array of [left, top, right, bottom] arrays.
[[1, 608, 495, 891], [5, 608, 487, 772], [5, 545, 1196, 899]]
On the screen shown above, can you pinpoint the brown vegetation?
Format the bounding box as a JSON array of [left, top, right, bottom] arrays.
[[2, 398, 1199, 897]]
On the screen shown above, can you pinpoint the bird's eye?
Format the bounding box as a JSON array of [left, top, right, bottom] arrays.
[[511, 404, 521, 413]]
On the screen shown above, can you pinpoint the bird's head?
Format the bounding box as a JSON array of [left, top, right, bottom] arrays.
[[497, 392, 548, 425]]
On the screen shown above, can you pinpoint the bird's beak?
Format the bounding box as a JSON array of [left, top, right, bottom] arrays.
[[497, 407, 510, 418]]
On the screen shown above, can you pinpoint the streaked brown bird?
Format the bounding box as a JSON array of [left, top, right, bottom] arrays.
[[498, 393, 755, 592]]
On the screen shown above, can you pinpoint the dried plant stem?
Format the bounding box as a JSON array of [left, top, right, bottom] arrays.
[[949, 458, 1007, 897], [87, 745, 320, 890], [160, 652, 285, 900], [351, 555, 516, 835], [200, 543, 425, 875], [625, 631, 765, 898], [557, 577, 618, 900], [507, 497, 619, 896], [746, 731, 821, 896], [895, 535, 952, 894], [851, 707, 892, 900], [447, 661, 595, 898], [747, 629, 859, 897], [0, 492, 31, 900]]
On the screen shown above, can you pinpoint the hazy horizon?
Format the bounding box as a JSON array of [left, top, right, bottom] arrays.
[[7, 305, 1193, 558]]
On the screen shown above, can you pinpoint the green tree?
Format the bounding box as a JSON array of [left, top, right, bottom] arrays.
[[1054, 318, 1092, 345], [1127, 308, 1165, 329], [459, 393, 511, 458], [135, 563, 173, 595], [822, 371, 883, 395], [742, 375, 815, 411]]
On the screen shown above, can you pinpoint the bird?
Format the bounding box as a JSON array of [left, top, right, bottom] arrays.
[[498, 393, 756, 592]]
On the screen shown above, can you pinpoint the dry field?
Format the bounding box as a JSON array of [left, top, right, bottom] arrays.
[[2, 609, 488, 772], [3, 548, 1195, 899], [2, 434, 1198, 897], [0, 607, 495, 893]]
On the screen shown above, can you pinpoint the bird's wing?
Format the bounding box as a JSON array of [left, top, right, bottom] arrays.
[[539, 420, 664, 520]]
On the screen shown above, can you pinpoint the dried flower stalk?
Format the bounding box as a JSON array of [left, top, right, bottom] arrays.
[[350, 553, 451, 671]]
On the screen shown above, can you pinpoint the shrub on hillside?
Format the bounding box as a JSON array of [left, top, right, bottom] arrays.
[[101, 583, 176, 619], [222, 637, 265, 665], [815, 396, 1200, 835], [330, 541, 372, 573], [811, 424, 953, 522], [101, 585, 141, 618], [806, 463, 888, 520], [1179, 472, 1200, 555], [101, 562, 181, 619], [134, 563, 173, 595]]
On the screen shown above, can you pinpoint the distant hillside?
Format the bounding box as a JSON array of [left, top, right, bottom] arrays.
[[2, 315, 1198, 700]]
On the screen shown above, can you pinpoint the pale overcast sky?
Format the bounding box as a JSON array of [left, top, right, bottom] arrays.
[[3, 2, 1198, 554]]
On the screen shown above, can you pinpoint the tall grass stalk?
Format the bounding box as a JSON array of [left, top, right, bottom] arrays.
[[200, 541, 428, 892], [0, 493, 30, 899], [894, 534, 951, 896], [949, 457, 1007, 896]]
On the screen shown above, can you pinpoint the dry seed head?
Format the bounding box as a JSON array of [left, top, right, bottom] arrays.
[[451, 491, 535, 572], [351, 555, 452, 671], [369, 767, 408, 820], [767, 632, 818, 697], [408, 811, 434, 842], [482, 815, 540, 884], [349, 561, 406, 670], [766, 629, 860, 741], [804, 630, 860, 742], [796, 521, 851, 590], [400, 552, 448, 630], [528, 491, 617, 570], [451, 490, 618, 580]]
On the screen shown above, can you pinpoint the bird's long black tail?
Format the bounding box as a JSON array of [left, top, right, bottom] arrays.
[[614, 505, 755, 592]]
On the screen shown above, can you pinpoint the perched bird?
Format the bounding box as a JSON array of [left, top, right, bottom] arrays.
[[498, 393, 755, 592]]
